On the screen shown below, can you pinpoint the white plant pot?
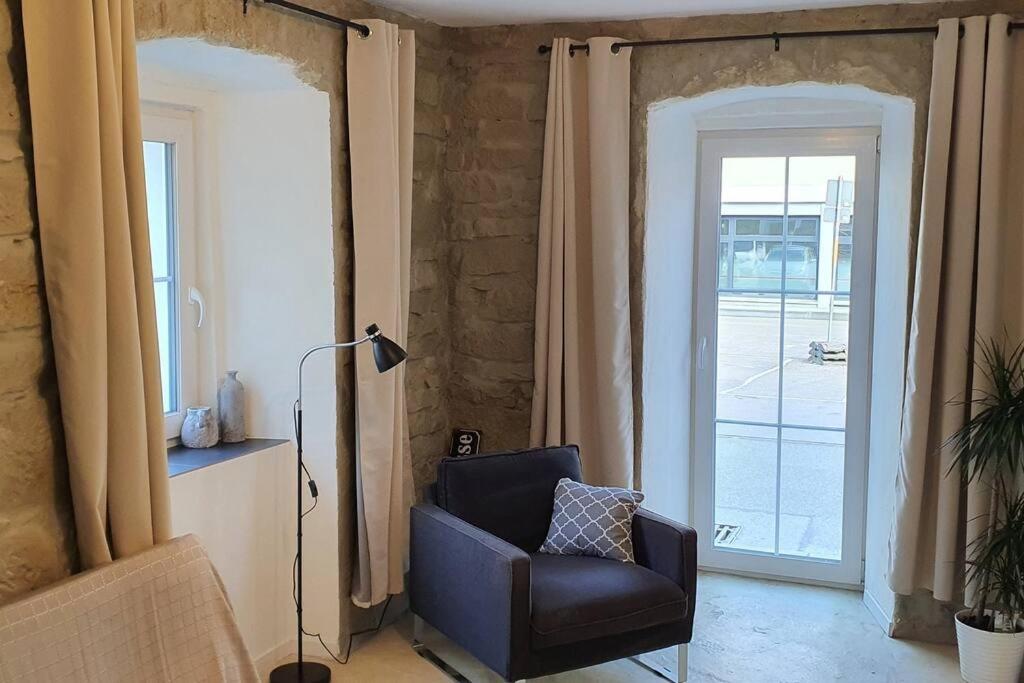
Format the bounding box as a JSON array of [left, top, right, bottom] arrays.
[[955, 609, 1024, 683]]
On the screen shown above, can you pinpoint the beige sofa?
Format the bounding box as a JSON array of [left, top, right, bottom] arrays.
[[0, 535, 258, 682]]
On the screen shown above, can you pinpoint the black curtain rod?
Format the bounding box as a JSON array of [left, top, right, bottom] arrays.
[[538, 21, 1024, 55], [242, 0, 372, 37]]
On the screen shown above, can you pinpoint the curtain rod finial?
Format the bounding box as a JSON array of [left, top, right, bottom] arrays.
[[538, 44, 551, 54]]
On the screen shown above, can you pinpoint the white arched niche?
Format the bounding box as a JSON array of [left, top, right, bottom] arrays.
[[136, 39, 338, 667], [641, 84, 914, 632]]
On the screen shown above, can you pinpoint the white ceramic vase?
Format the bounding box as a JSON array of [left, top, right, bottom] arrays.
[[181, 406, 219, 449], [955, 609, 1024, 683], [218, 370, 246, 443]]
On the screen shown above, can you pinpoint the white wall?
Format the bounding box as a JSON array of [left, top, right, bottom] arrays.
[[217, 88, 338, 659], [862, 98, 914, 632], [139, 42, 338, 664], [169, 444, 293, 663], [217, 89, 337, 439], [642, 84, 913, 631], [641, 102, 697, 524]]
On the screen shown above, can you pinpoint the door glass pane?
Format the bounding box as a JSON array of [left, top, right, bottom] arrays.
[[779, 427, 845, 560], [714, 423, 777, 554], [709, 146, 864, 574], [786, 156, 856, 294], [720, 158, 785, 293], [716, 298, 780, 424], [782, 293, 850, 429]]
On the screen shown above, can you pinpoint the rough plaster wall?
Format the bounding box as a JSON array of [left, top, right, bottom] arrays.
[[0, 0, 456, 612], [445, 0, 1024, 641], [0, 0, 76, 605]]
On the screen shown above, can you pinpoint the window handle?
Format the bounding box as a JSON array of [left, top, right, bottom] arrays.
[[697, 336, 708, 370], [187, 286, 206, 329]]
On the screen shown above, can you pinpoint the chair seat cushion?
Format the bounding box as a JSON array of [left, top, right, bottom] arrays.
[[529, 553, 687, 649]]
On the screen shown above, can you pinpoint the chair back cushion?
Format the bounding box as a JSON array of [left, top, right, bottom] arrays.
[[436, 445, 583, 551]]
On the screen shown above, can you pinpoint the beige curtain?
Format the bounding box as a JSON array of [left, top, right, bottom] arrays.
[[347, 20, 414, 608], [889, 15, 1024, 602], [20, 0, 171, 568], [530, 38, 634, 488]]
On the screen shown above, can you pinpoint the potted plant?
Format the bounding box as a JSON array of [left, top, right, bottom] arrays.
[[948, 338, 1024, 683]]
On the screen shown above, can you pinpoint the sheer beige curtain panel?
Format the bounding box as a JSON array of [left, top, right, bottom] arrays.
[[20, 0, 171, 568], [530, 38, 635, 488], [347, 20, 414, 608], [888, 15, 1024, 602]]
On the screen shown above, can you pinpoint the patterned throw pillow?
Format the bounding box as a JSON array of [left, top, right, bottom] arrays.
[[539, 478, 645, 563]]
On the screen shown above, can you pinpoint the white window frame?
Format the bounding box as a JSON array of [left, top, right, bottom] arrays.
[[693, 127, 879, 587], [142, 106, 199, 440]]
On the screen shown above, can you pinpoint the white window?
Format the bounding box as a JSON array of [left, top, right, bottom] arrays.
[[142, 107, 198, 440]]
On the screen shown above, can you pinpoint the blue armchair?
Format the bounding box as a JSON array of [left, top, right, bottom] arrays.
[[410, 445, 697, 682]]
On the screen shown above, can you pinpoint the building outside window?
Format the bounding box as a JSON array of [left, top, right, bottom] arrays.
[[718, 174, 854, 302]]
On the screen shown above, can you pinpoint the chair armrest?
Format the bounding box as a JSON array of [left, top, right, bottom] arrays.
[[632, 509, 697, 614], [410, 504, 531, 681]]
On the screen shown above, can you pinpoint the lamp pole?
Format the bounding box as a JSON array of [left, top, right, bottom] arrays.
[[271, 325, 406, 683]]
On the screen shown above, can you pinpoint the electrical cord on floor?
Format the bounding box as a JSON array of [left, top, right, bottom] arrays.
[[289, 399, 396, 665], [290, 554, 395, 665]]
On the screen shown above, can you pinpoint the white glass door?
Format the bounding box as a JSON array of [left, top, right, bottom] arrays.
[[694, 128, 877, 585]]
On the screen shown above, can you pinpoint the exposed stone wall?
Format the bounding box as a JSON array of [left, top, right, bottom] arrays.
[[0, 0, 76, 604], [444, 44, 546, 450], [407, 35, 454, 490], [0, 0, 456, 605]]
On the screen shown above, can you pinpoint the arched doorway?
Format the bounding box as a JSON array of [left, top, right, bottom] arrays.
[[641, 83, 914, 627]]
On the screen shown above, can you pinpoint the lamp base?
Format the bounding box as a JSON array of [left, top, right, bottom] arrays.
[[268, 661, 331, 683]]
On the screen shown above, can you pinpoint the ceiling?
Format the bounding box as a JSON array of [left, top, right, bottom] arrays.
[[367, 0, 946, 27]]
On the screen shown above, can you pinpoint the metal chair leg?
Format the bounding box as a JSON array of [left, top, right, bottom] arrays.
[[632, 643, 689, 682]]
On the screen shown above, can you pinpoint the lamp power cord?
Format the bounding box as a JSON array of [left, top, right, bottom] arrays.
[[291, 400, 395, 665]]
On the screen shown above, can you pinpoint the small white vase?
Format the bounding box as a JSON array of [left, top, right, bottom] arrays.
[[955, 609, 1024, 683], [218, 370, 245, 443], [181, 406, 219, 449]]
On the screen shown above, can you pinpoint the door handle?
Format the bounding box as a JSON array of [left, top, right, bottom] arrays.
[[187, 286, 206, 329], [697, 336, 708, 370]]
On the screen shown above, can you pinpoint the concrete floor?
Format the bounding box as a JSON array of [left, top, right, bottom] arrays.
[[287, 572, 960, 682]]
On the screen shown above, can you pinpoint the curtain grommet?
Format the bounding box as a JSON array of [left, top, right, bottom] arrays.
[[358, 27, 372, 40]]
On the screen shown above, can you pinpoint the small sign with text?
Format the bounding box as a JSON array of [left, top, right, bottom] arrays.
[[449, 429, 481, 457]]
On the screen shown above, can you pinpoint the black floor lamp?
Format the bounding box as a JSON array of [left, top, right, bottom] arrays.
[[270, 324, 407, 683]]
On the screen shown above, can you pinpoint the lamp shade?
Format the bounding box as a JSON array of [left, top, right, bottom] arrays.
[[365, 324, 407, 373]]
